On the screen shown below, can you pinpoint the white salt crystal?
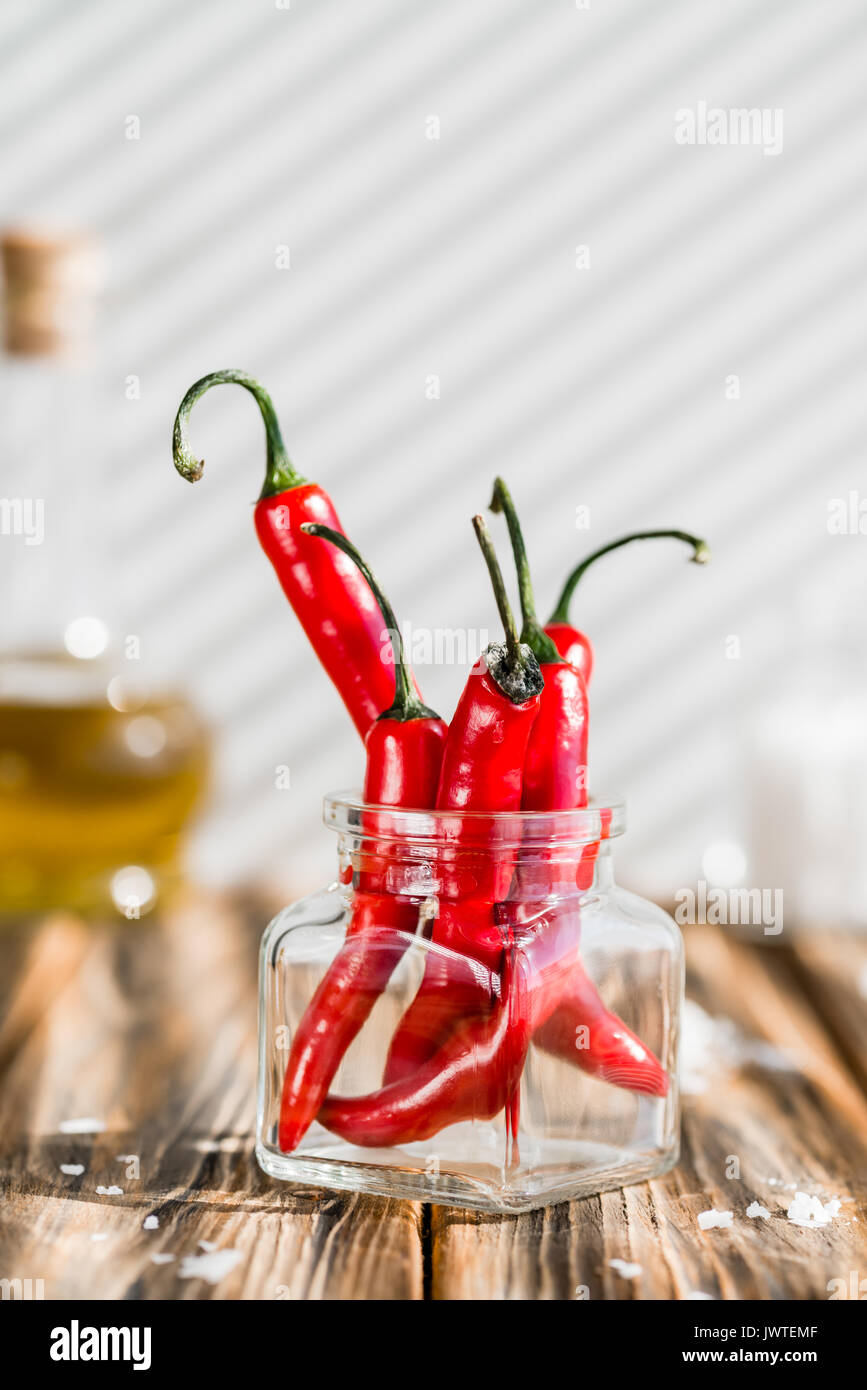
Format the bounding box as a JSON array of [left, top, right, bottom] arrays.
[[60, 1164, 84, 1176], [609, 1259, 642, 1279], [698, 1209, 733, 1231], [143, 1215, 159, 1230], [178, 1249, 243, 1285], [150, 1253, 175, 1265], [59, 1117, 105, 1134], [786, 1192, 842, 1227], [95, 1185, 123, 1196], [746, 1201, 771, 1219]]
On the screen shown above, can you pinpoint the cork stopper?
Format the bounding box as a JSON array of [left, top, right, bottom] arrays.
[[1, 230, 100, 357]]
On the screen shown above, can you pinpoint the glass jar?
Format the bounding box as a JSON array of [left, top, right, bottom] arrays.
[[257, 793, 682, 1213]]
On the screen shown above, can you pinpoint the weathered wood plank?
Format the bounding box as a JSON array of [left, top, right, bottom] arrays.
[[790, 930, 867, 1095], [0, 895, 423, 1300], [430, 926, 867, 1300]]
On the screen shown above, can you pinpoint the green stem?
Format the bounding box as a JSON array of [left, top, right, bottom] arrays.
[[472, 516, 543, 703], [548, 530, 710, 625], [489, 477, 561, 664], [300, 524, 437, 723], [172, 369, 306, 499]]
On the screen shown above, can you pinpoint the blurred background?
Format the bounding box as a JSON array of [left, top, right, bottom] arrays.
[[0, 0, 865, 923]]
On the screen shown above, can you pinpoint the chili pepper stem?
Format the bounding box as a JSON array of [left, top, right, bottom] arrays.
[[172, 369, 306, 498], [300, 523, 438, 723], [490, 477, 562, 665], [548, 529, 710, 625], [472, 515, 544, 703]]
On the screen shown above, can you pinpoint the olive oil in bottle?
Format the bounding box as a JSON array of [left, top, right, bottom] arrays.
[[0, 232, 208, 918]]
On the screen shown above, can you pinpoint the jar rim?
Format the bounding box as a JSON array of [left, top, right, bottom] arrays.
[[323, 790, 625, 850]]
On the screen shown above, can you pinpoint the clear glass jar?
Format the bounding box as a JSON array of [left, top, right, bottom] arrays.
[[257, 793, 682, 1213]]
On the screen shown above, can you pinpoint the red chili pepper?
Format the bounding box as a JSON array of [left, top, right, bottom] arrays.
[[318, 945, 531, 1147], [534, 960, 668, 1096], [545, 530, 710, 683], [173, 370, 397, 738], [278, 525, 447, 1153], [490, 478, 589, 820], [491, 480, 668, 1097], [382, 515, 544, 1087]]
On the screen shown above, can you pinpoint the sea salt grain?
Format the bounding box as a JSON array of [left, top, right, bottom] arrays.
[[698, 1209, 733, 1231], [746, 1201, 771, 1219], [786, 1192, 842, 1227], [60, 1164, 84, 1176], [59, 1118, 105, 1134], [178, 1249, 243, 1285], [143, 1216, 159, 1230], [609, 1259, 642, 1279], [95, 1185, 123, 1196]]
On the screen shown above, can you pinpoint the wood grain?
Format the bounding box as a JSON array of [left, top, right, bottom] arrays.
[[0, 898, 864, 1301], [0, 893, 423, 1301]]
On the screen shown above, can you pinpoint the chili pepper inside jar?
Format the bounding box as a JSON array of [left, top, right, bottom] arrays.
[[257, 793, 682, 1213]]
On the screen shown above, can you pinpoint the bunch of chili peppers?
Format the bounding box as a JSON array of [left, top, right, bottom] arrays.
[[173, 370, 709, 1152]]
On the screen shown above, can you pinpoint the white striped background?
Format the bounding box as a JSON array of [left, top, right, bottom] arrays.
[[2, 0, 865, 901]]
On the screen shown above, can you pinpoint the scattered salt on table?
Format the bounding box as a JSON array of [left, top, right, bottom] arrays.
[[143, 1216, 159, 1230], [746, 1201, 771, 1219], [786, 1192, 842, 1227], [698, 1209, 733, 1231], [178, 1249, 243, 1285], [60, 1164, 84, 1176]]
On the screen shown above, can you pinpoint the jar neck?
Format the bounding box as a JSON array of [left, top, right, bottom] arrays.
[[335, 829, 617, 903]]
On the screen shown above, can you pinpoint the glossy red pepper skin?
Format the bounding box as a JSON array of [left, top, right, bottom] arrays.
[[521, 661, 589, 814], [277, 717, 447, 1153], [534, 961, 668, 1096], [383, 659, 541, 1084], [277, 524, 447, 1154], [319, 947, 531, 1147], [489, 480, 667, 1096], [174, 371, 397, 740], [255, 487, 395, 738], [543, 621, 593, 684]]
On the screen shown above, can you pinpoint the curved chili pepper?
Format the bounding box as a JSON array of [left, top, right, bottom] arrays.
[[534, 961, 668, 1096], [173, 370, 397, 738], [491, 480, 668, 1097], [545, 529, 710, 683], [278, 526, 447, 1153], [319, 943, 531, 1148], [382, 516, 543, 1086]]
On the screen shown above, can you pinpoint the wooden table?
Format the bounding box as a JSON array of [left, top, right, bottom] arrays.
[[1, 893, 865, 1300]]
